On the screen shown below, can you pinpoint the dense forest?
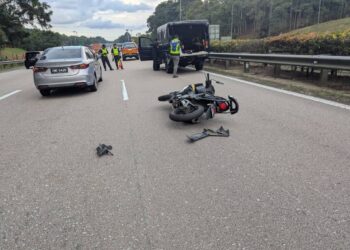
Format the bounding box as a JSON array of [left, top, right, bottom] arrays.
[[147, 0, 350, 38]]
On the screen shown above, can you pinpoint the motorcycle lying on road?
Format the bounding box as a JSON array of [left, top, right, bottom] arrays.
[[158, 74, 239, 123]]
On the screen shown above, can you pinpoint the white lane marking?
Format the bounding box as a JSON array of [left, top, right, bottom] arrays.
[[0, 90, 22, 101], [121, 80, 129, 101], [205, 71, 350, 111]]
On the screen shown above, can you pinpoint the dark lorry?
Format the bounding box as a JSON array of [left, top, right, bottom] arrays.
[[138, 20, 209, 73]]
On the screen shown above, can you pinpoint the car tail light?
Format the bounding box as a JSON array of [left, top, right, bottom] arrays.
[[33, 67, 48, 73], [70, 63, 89, 70]]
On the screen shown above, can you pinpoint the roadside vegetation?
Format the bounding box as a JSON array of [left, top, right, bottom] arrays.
[[0, 48, 25, 60], [0, 48, 26, 72], [211, 18, 350, 55]]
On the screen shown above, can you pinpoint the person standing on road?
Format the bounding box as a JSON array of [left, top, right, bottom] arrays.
[[111, 44, 121, 70], [99, 44, 114, 71], [169, 35, 181, 78]]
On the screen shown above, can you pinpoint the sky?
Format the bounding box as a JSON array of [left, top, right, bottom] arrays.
[[45, 0, 165, 41]]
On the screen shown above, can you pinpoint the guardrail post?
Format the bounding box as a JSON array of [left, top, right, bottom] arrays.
[[331, 69, 337, 77], [244, 62, 250, 73], [225, 60, 230, 69], [210, 59, 214, 66], [320, 69, 329, 84], [274, 65, 281, 76]]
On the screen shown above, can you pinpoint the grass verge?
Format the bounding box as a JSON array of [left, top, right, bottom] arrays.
[[0, 48, 26, 61]]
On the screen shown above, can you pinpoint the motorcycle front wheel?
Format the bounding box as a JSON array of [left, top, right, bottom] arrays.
[[169, 105, 205, 122]]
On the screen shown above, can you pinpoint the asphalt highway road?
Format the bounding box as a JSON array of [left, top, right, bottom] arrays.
[[1, 59, 350, 250]]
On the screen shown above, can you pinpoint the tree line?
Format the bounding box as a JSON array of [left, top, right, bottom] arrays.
[[0, 0, 108, 51], [147, 0, 350, 38]]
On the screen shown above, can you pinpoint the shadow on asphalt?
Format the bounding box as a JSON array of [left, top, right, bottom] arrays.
[[39, 83, 105, 99], [167, 118, 233, 129], [159, 66, 202, 76]]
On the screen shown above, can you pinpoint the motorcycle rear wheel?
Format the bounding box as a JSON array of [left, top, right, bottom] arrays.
[[169, 105, 205, 122]]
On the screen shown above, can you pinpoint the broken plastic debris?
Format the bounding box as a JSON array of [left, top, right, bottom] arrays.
[[96, 144, 114, 157], [187, 126, 230, 143]]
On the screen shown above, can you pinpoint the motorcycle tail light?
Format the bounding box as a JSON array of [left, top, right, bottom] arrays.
[[33, 67, 48, 73], [218, 102, 229, 112], [70, 63, 89, 70]]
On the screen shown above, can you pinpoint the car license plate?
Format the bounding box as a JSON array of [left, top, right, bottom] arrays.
[[51, 67, 68, 74]]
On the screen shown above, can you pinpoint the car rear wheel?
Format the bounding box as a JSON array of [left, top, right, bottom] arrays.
[[98, 67, 103, 82], [89, 75, 98, 92], [39, 89, 51, 96]]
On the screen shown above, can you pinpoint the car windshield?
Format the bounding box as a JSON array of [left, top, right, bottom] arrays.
[[42, 48, 82, 60], [123, 43, 136, 48]]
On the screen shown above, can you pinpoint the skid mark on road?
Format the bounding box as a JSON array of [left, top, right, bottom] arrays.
[[0, 90, 22, 101], [121, 80, 129, 101], [206, 71, 350, 111]]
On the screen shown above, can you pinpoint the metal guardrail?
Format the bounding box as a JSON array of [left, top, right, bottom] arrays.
[[0, 60, 24, 66], [209, 53, 350, 71]]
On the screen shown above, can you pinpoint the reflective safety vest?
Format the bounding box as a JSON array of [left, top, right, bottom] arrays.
[[170, 38, 180, 56], [112, 48, 119, 56], [101, 48, 108, 56]]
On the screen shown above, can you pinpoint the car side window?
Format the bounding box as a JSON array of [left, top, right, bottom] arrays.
[[85, 49, 94, 59]]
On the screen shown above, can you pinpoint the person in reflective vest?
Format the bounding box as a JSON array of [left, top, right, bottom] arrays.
[[99, 44, 113, 71], [169, 35, 181, 78], [111, 44, 121, 70]]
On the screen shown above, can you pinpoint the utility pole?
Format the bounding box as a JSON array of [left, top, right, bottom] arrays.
[[230, 2, 234, 39], [318, 0, 322, 24]]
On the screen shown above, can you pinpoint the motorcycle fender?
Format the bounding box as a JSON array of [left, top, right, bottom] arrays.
[[228, 96, 239, 115]]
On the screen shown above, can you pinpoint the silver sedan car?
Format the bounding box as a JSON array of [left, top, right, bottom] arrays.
[[33, 46, 103, 96]]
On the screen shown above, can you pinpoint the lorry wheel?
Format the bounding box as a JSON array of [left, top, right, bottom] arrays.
[[153, 61, 160, 71], [195, 62, 204, 71]]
